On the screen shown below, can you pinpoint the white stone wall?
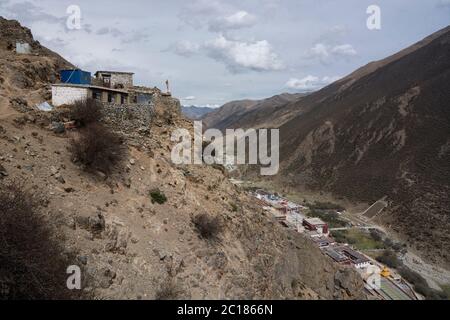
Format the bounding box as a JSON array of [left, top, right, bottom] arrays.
[[52, 86, 90, 107]]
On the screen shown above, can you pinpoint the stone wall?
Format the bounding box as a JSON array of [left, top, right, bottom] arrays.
[[101, 103, 155, 134], [110, 73, 133, 88]]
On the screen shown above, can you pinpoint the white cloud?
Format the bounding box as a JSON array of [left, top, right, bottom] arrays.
[[285, 75, 341, 91], [209, 11, 257, 32], [205, 35, 284, 73], [182, 96, 197, 101], [178, 0, 228, 29], [168, 40, 201, 57], [331, 44, 357, 56], [305, 43, 357, 64]]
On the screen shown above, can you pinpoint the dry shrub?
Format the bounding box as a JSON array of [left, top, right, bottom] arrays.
[[154, 276, 183, 300], [0, 181, 81, 300], [192, 214, 223, 240], [69, 123, 126, 174], [68, 98, 103, 127]]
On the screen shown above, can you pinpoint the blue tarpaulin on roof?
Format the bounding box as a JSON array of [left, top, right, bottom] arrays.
[[60, 69, 91, 85]]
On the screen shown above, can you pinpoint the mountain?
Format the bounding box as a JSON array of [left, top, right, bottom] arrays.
[[202, 93, 306, 130], [0, 17, 365, 300], [181, 105, 215, 120], [267, 26, 450, 267], [0, 17, 73, 118]]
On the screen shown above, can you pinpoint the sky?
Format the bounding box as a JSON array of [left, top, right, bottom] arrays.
[[1, 0, 449, 107]]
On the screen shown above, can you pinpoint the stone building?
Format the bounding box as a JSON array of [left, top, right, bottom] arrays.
[[94, 71, 134, 89], [51, 83, 129, 107]]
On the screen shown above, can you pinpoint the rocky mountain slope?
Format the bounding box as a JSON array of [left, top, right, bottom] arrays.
[[0, 17, 366, 300], [268, 26, 450, 267], [181, 105, 215, 120], [0, 17, 73, 118], [202, 93, 306, 130]]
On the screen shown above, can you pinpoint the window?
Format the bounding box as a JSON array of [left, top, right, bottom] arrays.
[[92, 91, 102, 101], [108, 92, 114, 103]]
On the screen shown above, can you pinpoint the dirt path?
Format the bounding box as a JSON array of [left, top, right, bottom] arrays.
[[0, 98, 17, 120]]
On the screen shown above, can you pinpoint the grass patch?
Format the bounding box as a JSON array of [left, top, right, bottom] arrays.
[[331, 229, 385, 250], [308, 201, 345, 211], [150, 189, 167, 204], [439, 285, 450, 300]]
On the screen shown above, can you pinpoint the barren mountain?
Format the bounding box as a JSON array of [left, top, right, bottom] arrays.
[[0, 17, 365, 300], [181, 105, 215, 120], [269, 26, 450, 267], [0, 17, 73, 118], [202, 93, 306, 130]]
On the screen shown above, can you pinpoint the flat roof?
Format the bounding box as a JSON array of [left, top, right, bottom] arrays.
[[95, 71, 134, 75], [304, 217, 326, 225], [325, 248, 349, 262], [52, 83, 128, 94], [335, 246, 370, 264]]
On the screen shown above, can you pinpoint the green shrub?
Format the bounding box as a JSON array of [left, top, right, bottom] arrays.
[[150, 189, 167, 204]]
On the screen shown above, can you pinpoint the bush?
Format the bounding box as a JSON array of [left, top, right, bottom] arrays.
[[154, 276, 182, 300], [370, 229, 383, 242], [68, 99, 103, 127], [0, 181, 81, 300], [69, 123, 126, 173], [309, 201, 345, 211], [376, 250, 401, 268], [192, 214, 222, 240], [150, 189, 167, 204]]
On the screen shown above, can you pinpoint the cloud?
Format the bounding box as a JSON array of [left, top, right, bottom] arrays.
[[331, 44, 357, 56], [285, 75, 341, 91], [437, 0, 450, 8], [205, 35, 284, 73], [182, 96, 197, 101], [167, 40, 201, 57], [0, 0, 65, 25], [209, 11, 257, 32], [305, 43, 357, 64], [179, 1, 256, 33], [96, 27, 124, 37], [178, 0, 228, 29], [121, 30, 150, 44]]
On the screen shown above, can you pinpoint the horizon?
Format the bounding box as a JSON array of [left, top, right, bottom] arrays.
[[0, 0, 449, 107]]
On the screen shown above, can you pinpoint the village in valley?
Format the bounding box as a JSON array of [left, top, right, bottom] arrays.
[[241, 185, 421, 300]]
